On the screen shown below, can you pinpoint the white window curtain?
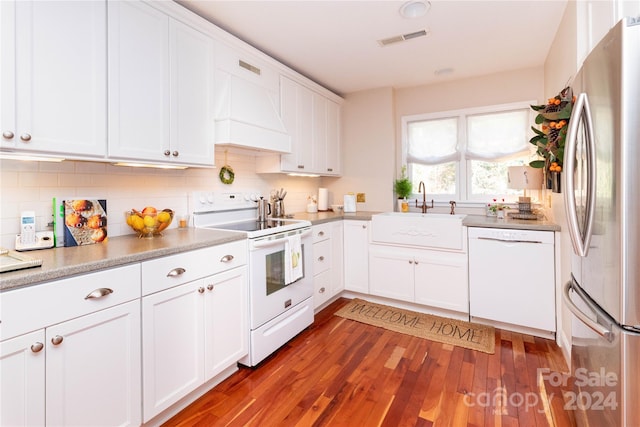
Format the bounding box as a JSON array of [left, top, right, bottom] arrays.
[[406, 117, 460, 165], [466, 109, 530, 160], [406, 108, 530, 165]]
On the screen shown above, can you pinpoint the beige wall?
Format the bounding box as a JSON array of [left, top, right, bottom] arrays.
[[322, 87, 396, 212], [330, 67, 546, 212]]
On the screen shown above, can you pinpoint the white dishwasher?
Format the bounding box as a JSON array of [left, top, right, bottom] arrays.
[[468, 227, 555, 333]]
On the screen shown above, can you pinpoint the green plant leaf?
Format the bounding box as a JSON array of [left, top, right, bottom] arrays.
[[529, 160, 546, 168]]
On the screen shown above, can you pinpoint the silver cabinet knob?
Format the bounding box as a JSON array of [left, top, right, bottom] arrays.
[[167, 267, 186, 277], [20, 133, 32, 142], [318, 231, 325, 237], [2, 131, 14, 139], [318, 256, 325, 261], [31, 342, 44, 353], [198, 287, 205, 294], [51, 335, 63, 345], [207, 284, 214, 291], [319, 287, 326, 293], [85, 288, 113, 300], [362, 225, 367, 229], [172, 151, 179, 157], [164, 150, 171, 156], [409, 260, 414, 264]]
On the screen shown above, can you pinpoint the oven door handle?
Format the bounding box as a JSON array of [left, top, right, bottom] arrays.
[[250, 229, 311, 249]]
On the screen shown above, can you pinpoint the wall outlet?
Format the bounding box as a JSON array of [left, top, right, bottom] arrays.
[[356, 193, 366, 203]]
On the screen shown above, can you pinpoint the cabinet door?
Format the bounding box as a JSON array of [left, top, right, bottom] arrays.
[[325, 100, 341, 175], [331, 221, 344, 295], [414, 250, 469, 314], [169, 17, 215, 165], [203, 267, 248, 380], [343, 220, 370, 293], [312, 92, 327, 174], [108, 0, 169, 162], [0, 1, 16, 149], [0, 330, 45, 427], [279, 76, 314, 172], [8, 0, 106, 156], [46, 301, 141, 427], [369, 245, 414, 301], [142, 280, 205, 422]]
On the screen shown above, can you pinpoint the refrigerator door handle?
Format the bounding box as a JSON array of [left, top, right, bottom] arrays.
[[563, 281, 614, 342], [564, 92, 596, 257]]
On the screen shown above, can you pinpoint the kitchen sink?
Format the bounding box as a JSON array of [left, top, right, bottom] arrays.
[[371, 212, 467, 250]]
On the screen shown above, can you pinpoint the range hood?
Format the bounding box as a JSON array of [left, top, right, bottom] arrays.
[[214, 71, 291, 153]]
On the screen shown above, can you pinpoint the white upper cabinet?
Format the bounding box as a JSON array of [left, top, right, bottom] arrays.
[[256, 75, 341, 176], [108, 0, 214, 166], [1, 0, 107, 157]]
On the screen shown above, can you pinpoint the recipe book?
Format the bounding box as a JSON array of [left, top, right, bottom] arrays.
[[57, 198, 108, 247]]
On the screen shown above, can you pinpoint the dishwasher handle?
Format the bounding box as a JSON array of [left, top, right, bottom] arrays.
[[477, 236, 543, 244]]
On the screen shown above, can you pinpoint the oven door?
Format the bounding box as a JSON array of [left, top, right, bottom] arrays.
[[248, 228, 313, 329]]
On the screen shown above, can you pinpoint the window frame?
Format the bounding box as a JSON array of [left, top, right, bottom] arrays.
[[401, 100, 537, 205]]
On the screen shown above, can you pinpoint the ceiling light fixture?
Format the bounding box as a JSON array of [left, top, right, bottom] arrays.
[[399, 1, 431, 19]]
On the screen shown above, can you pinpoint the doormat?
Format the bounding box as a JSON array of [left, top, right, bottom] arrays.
[[335, 299, 495, 354]]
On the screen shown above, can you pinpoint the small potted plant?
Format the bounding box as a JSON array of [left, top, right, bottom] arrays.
[[394, 166, 413, 212]]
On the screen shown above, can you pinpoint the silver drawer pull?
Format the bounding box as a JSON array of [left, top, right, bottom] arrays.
[[167, 267, 186, 277], [51, 335, 63, 345], [318, 231, 325, 237], [84, 288, 113, 300], [220, 255, 234, 263], [31, 342, 44, 353]]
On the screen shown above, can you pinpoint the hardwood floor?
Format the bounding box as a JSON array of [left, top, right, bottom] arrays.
[[165, 298, 576, 427]]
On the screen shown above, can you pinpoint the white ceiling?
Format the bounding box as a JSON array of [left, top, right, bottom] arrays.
[[177, 0, 568, 96]]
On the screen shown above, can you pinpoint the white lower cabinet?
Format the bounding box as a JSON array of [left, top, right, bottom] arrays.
[[142, 263, 248, 422], [311, 221, 344, 308], [46, 301, 141, 426], [343, 220, 370, 293], [0, 264, 142, 427], [0, 330, 45, 427], [369, 245, 469, 315]]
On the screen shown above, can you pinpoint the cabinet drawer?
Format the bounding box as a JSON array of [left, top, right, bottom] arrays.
[[313, 269, 331, 308], [313, 240, 331, 274], [141, 240, 247, 295], [312, 223, 331, 243], [1, 264, 141, 341]]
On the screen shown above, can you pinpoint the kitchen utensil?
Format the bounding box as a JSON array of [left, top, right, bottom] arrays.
[[273, 199, 285, 218], [256, 198, 271, 222]]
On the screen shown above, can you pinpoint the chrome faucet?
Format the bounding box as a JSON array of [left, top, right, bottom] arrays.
[[415, 181, 433, 213]]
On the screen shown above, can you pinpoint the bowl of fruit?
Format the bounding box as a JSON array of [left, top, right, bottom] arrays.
[[125, 207, 174, 238]]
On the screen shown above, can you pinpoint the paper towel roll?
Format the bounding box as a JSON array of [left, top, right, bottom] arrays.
[[318, 188, 329, 211]]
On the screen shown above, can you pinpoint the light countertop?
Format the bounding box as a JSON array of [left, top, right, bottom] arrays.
[[462, 214, 560, 231], [0, 228, 246, 292]]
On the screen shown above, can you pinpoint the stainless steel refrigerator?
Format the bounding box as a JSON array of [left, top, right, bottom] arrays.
[[562, 16, 640, 427]]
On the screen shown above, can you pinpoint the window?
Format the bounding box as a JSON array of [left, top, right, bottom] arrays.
[[402, 102, 535, 203]]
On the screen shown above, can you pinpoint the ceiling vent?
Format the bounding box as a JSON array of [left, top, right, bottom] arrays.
[[377, 29, 429, 47]]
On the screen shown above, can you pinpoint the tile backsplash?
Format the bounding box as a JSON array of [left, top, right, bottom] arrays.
[[0, 147, 321, 248]]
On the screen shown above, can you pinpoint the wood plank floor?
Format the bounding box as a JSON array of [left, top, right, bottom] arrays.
[[164, 298, 576, 427]]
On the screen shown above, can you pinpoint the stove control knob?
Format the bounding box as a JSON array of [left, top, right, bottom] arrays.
[[207, 194, 214, 203], [198, 195, 207, 204]]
